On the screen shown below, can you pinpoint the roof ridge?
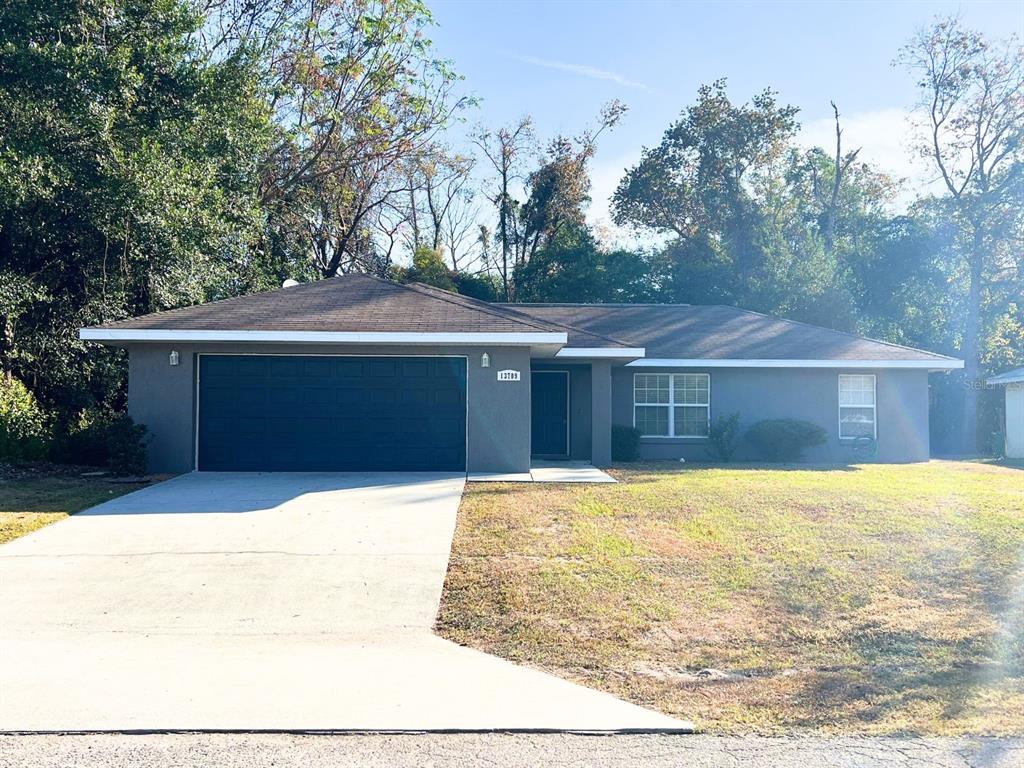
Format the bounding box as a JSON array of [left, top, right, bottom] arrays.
[[711, 305, 959, 361], [492, 302, 638, 348], [397, 280, 570, 335]]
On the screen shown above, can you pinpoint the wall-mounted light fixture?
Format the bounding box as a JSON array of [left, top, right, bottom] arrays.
[[481, 352, 490, 368], [169, 350, 180, 366]]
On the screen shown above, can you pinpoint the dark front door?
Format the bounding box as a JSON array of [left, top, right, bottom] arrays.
[[198, 355, 466, 471], [531, 371, 569, 457]]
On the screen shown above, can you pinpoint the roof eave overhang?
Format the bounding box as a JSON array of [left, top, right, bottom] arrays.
[[987, 374, 1024, 385], [79, 328, 569, 348], [554, 347, 646, 361], [626, 358, 964, 371]]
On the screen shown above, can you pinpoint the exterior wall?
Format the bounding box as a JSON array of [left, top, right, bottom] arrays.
[[530, 363, 592, 460], [611, 366, 931, 463], [590, 361, 613, 467], [127, 343, 532, 474], [1006, 384, 1024, 459]]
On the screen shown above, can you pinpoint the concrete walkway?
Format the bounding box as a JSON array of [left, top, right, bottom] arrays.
[[468, 460, 617, 483], [0, 472, 685, 732]]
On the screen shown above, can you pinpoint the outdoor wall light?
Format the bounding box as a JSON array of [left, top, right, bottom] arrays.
[[481, 352, 490, 368], [169, 350, 180, 366]]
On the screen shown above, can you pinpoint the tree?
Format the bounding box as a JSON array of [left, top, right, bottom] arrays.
[[205, 0, 470, 280], [900, 16, 1024, 452], [514, 227, 654, 304], [0, 0, 270, 416], [613, 80, 798, 239], [517, 101, 627, 265], [393, 246, 457, 292], [472, 117, 535, 300], [474, 102, 625, 300], [611, 81, 799, 306], [817, 102, 862, 256], [402, 149, 481, 271]]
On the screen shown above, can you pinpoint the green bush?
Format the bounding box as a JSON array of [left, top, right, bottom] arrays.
[[50, 408, 108, 467], [105, 415, 149, 476], [612, 424, 642, 462], [707, 411, 741, 462], [0, 372, 50, 460], [51, 410, 149, 475], [745, 418, 828, 462]]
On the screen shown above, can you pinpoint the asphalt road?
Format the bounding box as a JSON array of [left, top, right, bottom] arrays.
[[1, 734, 1021, 768]]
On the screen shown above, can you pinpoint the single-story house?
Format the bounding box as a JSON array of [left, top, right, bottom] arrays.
[[987, 367, 1024, 459], [79, 274, 963, 473]]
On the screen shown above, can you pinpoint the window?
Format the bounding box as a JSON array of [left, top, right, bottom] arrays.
[[839, 374, 876, 439], [633, 373, 710, 437]]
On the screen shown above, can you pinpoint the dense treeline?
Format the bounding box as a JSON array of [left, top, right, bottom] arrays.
[[0, 1, 1020, 458]]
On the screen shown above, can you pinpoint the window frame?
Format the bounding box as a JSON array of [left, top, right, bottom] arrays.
[[633, 372, 710, 438], [838, 373, 877, 440]]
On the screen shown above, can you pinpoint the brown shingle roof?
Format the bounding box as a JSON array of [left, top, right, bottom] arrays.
[[85, 273, 958, 362], [92, 274, 564, 336], [89, 274, 632, 347], [501, 303, 958, 362]]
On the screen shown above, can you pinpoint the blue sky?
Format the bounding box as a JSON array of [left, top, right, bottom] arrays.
[[428, 0, 1023, 231]]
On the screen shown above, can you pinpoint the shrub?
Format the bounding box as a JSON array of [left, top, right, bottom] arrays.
[[745, 418, 827, 462], [611, 424, 641, 462], [51, 410, 149, 475], [105, 415, 149, 476], [0, 372, 50, 460], [50, 408, 109, 467], [707, 411, 741, 462]]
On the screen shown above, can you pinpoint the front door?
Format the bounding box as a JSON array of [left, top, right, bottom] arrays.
[[531, 371, 569, 457]]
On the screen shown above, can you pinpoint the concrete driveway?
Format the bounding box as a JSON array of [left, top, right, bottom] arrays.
[[0, 472, 687, 732]]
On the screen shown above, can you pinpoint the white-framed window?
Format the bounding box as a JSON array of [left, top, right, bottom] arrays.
[[633, 373, 710, 437], [839, 374, 876, 439]]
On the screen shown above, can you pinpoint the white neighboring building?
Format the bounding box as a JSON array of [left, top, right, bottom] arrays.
[[988, 367, 1024, 459]]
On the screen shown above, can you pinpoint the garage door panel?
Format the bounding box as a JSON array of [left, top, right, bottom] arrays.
[[369, 360, 397, 377], [401, 360, 430, 377], [401, 389, 431, 407], [235, 357, 268, 376], [198, 355, 466, 471], [301, 358, 333, 377]]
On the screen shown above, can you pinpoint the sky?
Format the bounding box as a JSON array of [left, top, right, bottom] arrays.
[[427, 0, 1023, 239]]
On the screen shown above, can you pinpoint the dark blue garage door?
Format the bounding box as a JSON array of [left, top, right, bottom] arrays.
[[198, 355, 466, 471]]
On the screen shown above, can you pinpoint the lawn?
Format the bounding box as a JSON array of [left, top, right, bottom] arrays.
[[0, 466, 151, 545], [437, 461, 1024, 735]]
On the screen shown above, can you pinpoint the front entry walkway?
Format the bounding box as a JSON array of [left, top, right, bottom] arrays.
[[0, 472, 683, 731], [467, 460, 617, 484]]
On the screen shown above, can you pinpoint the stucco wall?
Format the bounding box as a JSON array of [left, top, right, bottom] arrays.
[[126, 343, 532, 474], [610, 366, 931, 463], [1006, 383, 1024, 459]]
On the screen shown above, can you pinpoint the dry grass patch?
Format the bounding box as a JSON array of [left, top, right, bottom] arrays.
[[437, 461, 1024, 735], [0, 465, 151, 544]]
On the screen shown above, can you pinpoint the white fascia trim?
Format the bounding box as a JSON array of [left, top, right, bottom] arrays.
[[626, 358, 964, 370], [79, 329, 568, 345], [555, 347, 646, 359]]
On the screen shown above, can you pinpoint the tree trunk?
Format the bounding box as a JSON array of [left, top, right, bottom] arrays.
[[960, 223, 984, 454], [498, 169, 510, 302]]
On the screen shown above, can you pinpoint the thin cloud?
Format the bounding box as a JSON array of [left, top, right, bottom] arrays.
[[516, 55, 651, 92]]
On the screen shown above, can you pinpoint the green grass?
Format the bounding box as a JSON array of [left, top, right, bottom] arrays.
[[437, 461, 1024, 735], [0, 471, 149, 544]]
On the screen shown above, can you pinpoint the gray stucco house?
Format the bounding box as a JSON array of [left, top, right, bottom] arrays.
[[79, 274, 963, 473]]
